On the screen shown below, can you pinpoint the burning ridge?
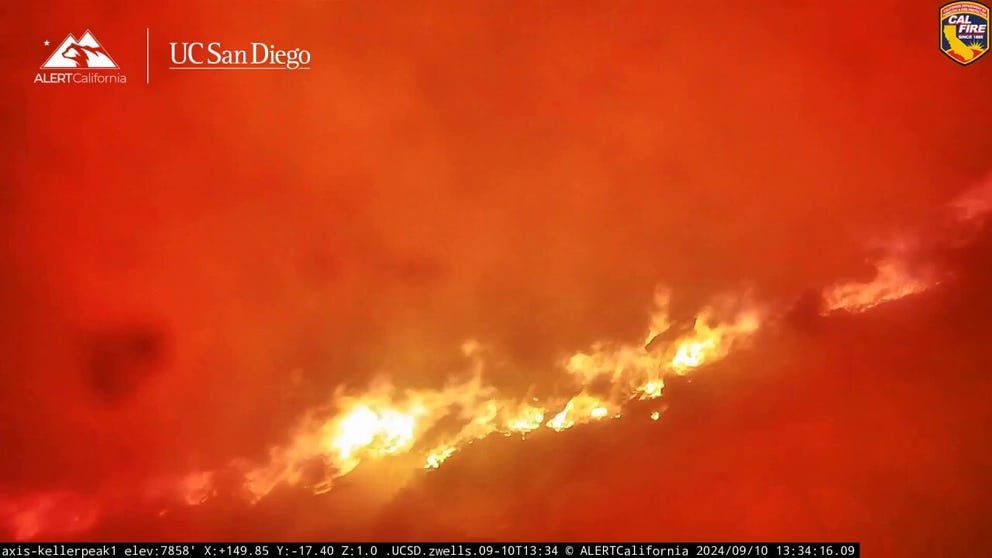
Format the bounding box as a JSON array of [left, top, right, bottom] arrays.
[[3, 174, 991, 540]]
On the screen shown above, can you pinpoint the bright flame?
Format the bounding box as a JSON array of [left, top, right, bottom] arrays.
[[233, 262, 940, 499], [424, 446, 456, 469], [673, 309, 761, 373], [233, 288, 765, 500], [331, 405, 418, 463], [545, 408, 573, 432], [204, 236, 943, 503], [544, 393, 619, 432], [506, 404, 546, 433], [638, 379, 665, 399]]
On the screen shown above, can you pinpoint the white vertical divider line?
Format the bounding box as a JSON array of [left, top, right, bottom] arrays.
[[145, 27, 149, 84]]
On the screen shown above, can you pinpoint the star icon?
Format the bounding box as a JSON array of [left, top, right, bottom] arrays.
[[43, 40, 50, 46]]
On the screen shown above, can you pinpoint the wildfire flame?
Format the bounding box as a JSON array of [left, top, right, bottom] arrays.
[[818, 176, 992, 316], [235, 288, 765, 497], [821, 258, 936, 314], [230, 260, 933, 501]]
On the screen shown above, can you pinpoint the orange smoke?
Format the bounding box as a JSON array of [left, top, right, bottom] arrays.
[[0, 492, 99, 541], [9, 178, 987, 538]]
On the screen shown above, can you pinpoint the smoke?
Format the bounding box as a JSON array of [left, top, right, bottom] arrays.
[[2, 0, 991, 547], [5, 177, 990, 540]]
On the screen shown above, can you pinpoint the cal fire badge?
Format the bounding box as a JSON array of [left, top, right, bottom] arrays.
[[940, 2, 989, 65]]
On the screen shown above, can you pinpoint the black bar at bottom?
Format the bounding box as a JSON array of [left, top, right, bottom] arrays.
[[0, 544, 860, 558]]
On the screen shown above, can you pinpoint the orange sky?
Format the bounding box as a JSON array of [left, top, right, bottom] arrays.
[[1, 1, 991, 554]]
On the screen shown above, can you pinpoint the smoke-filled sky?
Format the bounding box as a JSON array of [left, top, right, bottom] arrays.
[[2, 1, 991, 554]]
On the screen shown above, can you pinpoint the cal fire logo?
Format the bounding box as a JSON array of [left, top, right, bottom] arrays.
[[35, 30, 127, 84], [940, 2, 989, 65]]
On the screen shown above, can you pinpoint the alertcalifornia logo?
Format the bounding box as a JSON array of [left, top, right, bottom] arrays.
[[35, 29, 127, 84]]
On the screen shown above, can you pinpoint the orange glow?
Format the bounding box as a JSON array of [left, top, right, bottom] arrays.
[[822, 258, 936, 314], [3, 1, 992, 550], [177, 471, 216, 506]]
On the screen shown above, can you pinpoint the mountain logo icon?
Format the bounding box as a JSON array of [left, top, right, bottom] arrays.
[[41, 30, 119, 69]]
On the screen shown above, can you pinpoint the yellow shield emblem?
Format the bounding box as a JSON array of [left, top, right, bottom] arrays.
[[940, 1, 990, 65]]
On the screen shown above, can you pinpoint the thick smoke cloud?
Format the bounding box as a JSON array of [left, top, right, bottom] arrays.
[[1, 0, 991, 552]]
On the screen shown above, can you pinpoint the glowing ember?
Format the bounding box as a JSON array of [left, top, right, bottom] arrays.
[[650, 411, 661, 421]]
